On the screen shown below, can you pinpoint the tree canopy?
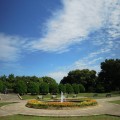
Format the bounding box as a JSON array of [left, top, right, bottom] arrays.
[[60, 69, 97, 92], [98, 59, 120, 92]]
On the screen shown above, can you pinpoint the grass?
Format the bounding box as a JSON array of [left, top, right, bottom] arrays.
[[22, 92, 120, 100], [22, 94, 38, 100], [0, 102, 18, 107], [109, 100, 120, 105], [0, 114, 119, 120]]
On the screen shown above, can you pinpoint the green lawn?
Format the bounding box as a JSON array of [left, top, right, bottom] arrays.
[[0, 114, 119, 120], [22, 92, 120, 100], [0, 102, 17, 107], [109, 100, 120, 105]]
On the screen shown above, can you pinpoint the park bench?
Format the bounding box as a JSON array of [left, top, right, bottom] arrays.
[[51, 95, 57, 99], [106, 93, 111, 97], [73, 94, 77, 98], [93, 93, 98, 97], [37, 95, 43, 100], [65, 95, 68, 98]]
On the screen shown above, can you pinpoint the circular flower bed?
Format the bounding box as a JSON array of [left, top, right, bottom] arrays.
[[26, 98, 98, 109]]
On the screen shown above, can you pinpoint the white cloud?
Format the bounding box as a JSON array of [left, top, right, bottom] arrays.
[[0, 33, 25, 61], [48, 71, 68, 83], [73, 57, 103, 72], [30, 0, 110, 53], [107, 1, 120, 39], [1, 0, 119, 62]]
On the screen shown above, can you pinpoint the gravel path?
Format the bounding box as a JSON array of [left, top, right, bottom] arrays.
[[0, 97, 120, 117]]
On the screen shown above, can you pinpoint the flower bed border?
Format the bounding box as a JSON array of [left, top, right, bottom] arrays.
[[26, 98, 98, 109]]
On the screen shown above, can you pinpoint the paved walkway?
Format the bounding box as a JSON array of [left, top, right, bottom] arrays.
[[0, 96, 120, 117]]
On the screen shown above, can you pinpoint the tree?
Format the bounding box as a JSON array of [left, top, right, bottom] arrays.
[[66, 84, 73, 94], [59, 84, 66, 93], [38, 77, 43, 83], [96, 84, 105, 93], [79, 84, 85, 93], [49, 83, 58, 94], [39, 82, 49, 94], [60, 69, 97, 92], [27, 82, 39, 95], [0, 80, 4, 92], [8, 74, 15, 83], [98, 59, 120, 91], [15, 80, 27, 95], [29, 76, 40, 82], [42, 76, 56, 84], [72, 84, 79, 94], [0, 75, 7, 82]]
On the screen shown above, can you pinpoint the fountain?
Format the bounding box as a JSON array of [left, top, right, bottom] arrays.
[[26, 92, 98, 109], [61, 91, 64, 102]]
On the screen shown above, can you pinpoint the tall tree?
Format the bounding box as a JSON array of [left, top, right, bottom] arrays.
[[59, 84, 66, 93], [15, 80, 27, 95], [72, 84, 79, 94], [66, 84, 73, 94], [39, 82, 49, 94], [60, 69, 97, 92], [27, 82, 39, 95], [8, 74, 15, 83], [42, 76, 56, 84], [0, 80, 4, 92], [79, 84, 85, 93], [49, 83, 58, 94], [98, 59, 120, 91]]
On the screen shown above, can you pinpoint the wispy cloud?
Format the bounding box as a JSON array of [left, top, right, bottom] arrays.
[[0, 33, 26, 62], [0, 0, 119, 62], [0, 0, 119, 80], [30, 0, 110, 53]]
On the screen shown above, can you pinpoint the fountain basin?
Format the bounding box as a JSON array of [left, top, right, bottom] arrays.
[[26, 98, 98, 109]]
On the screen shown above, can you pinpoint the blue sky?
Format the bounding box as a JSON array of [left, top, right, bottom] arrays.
[[0, 0, 120, 83]]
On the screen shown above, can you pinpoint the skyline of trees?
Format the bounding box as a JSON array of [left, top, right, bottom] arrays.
[[0, 59, 120, 94]]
